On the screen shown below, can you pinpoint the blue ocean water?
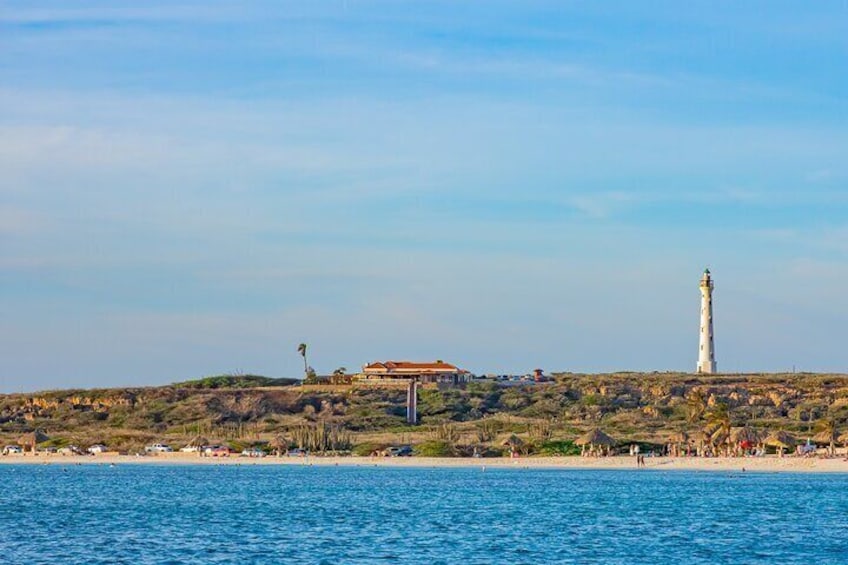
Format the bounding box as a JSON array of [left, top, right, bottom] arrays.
[[1, 464, 846, 564]]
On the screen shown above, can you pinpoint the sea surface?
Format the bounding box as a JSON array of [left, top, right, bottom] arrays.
[[1, 464, 847, 564]]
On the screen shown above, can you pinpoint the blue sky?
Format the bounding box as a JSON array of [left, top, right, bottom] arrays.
[[2, 1, 847, 392]]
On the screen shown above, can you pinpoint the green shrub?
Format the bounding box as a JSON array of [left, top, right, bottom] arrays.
[[539, 440, 580, 456], [352, 442, 386, 456], [413, 440, 456, 457], [581, 394, 603, 406], [173, 375, 298, 389], [40, 437, 70, 448]]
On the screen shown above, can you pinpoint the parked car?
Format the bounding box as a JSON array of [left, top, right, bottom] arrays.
[[211, 446, 231, 457], [286, 448, 307, 457], [144, 443, 173, 453], [2, 445, 22, 455], [87, 444, 108, 454], [240, 448, 266, 458], [58, 445, 83, 455], [204, 445, 231, 457], [180, 445, 203, 453], [384, 446, 413, 457]]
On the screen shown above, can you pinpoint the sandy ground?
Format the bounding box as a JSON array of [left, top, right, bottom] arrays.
[[2, 453, 848, 473]]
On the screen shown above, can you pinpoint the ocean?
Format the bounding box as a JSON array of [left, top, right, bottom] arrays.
[[1, 464, 846, 564]]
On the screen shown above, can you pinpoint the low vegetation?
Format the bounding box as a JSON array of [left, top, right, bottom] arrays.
[[2, 372, 848, 456], [174, 375, 300, 389]]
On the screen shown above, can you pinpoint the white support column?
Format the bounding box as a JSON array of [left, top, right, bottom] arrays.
[[406, 380, 418, 424], [697, 269, 716, 374]]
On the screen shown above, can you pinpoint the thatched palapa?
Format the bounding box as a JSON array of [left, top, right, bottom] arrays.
[[689, 430, 711, 446], [667, 431, 689, 444], [269, 434, 289, 455], [575, 428, 616, 447], [764, 431, 797, 449], [186, 436, 209, 448], [730, 426, 761, 445], [813, 429, 839, 445], [17, 430, 49, 451], [500, 434, 525, 448]]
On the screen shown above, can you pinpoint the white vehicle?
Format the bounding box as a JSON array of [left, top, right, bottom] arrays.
[[2, 445, 22, 455], [179, 445, 202, 453], [58, 446, 83, 455], [144, 443, 173, 453], [87, 444, 108, 454], [798, 441, 817, 456]]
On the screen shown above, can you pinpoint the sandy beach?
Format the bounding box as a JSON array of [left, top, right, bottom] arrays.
[[2, 453, 847, 473]]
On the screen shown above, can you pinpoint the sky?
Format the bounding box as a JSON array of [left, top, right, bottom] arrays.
[[2, 1, 848, 392]]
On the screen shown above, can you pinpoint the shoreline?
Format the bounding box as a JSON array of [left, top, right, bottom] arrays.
[[2, 454, 847, 473]]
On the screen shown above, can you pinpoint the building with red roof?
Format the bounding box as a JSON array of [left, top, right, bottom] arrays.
[[357, 360, 470, 385]]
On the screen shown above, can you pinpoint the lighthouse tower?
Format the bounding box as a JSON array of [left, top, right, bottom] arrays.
[[697, 269, 716, 374]]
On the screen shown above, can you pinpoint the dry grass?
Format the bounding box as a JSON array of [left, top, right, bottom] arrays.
[[3, 373, 848, 453]]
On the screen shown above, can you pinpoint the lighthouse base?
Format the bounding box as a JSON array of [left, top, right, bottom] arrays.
[[696, 361, 716, 374]]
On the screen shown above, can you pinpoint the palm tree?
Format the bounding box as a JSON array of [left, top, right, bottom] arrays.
[[686, 390, 706, 425], [705, 402, 732, 455], [332, 367, 347, 384], [814, 417, 838, 456], [297, 343, 308, 378]]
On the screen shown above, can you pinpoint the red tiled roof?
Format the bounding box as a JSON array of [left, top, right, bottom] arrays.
[[363, 360, 463, 372]]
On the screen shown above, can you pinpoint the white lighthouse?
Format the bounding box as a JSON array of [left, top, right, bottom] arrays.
[[697, 269, 716, 374]]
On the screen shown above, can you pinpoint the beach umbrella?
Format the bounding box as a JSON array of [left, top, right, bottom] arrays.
[[574, 428, 616, 447], [16, 430, 49, 452], [763, 431, 797, 450]]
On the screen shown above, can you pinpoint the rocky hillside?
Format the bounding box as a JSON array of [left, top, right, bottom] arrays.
[[2, 372, 847, 454]]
